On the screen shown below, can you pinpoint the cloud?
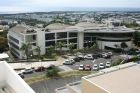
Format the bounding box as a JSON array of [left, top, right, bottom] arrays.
[[0, 0, 140, 12]]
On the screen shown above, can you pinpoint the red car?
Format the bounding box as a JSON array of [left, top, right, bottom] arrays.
[[35, 66, 46, 72], [84, 65, 91, 71]]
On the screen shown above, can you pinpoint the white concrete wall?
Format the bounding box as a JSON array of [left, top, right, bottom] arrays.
[[97, 40, 132, 50], [78, 32, 84, 49], [37, 31, 46, 55], [0, 61, 35, 93], [0, 63, 5, 87]]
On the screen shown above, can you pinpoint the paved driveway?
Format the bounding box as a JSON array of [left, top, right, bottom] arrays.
[[30, 75, 84, 93]]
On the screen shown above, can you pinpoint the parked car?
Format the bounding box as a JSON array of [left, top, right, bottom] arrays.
[[35, 66, 46, 72], [18, 73, 24, 79], [106, 61, 111, 67], [107, 52, 113, 56], [99, 63, 105, 69], [79, 64, 84, 71], [73, 57, 80, 62], [77, 55, 85, 60], [92, 64, 98, 71], [22, 68, 34, 74], [102, 54, 111, 59], [63, 59, 73, 65], [84, 65, 91, 71], [84, 54, 94, 60]]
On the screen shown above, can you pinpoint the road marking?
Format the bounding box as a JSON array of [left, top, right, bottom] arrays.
[[92, 59, 96, 64]]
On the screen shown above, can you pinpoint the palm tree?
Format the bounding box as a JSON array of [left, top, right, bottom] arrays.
[[47, 45, 55, 56], [34, 46, 41, 59], [91, 43, 97, 50], [68, 43, 75, 53], [55, 41, 64, 54], [20, 43, 30, 59]]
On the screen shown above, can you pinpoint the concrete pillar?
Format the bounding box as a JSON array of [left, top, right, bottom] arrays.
[[37, 30, 45, 55], [78, 32, 84, 49]]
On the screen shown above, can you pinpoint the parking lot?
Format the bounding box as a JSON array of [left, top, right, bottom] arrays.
[[64, 54, 122, 71]]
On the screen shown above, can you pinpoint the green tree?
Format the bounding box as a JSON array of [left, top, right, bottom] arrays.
[[114, 44, 119, 49], [0, 37, 8, 53], [46, 66, 59, 77], [133, 31, 140, 47], [47, 45, 55, 56], [91, 43, 97, 50], [68, 43, 75, 53], [120, 42, 128, 52], [20, 43, 30, 59], [55, 41, 64, 54], [34, 46, 41, 59]]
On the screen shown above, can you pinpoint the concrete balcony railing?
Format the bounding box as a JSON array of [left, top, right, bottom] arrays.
[[0, 61, 36, 93]]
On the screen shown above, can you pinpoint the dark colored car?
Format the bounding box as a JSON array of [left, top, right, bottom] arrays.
[[18, 73, 24, 78], [73, 57, 80, 62], [35, 66, 46, 72]]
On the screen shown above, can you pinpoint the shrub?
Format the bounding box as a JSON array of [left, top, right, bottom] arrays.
[[46, 66, 59, 77], [126, 56, 140, 62], [111, 58, 122, 66]]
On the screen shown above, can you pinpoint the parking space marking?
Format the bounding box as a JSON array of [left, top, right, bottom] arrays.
[[92, 59, 96, 64]]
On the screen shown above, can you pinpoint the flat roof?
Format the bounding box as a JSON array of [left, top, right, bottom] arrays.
[[87, 64, 140, 93]]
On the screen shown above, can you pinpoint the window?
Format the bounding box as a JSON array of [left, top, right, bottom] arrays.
[[57, 39, 67, 44], [45, 41, 55, 47], [45, 33, 55, 40], [9, 42, 19, 50], [69, 32, 77, 37], [69, 38, 77, 43], [9, 36, 19, 44], [56, 32, 67, 39], [32, 35, 36, 40]]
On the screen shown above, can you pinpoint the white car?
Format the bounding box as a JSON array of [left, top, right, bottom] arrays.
[[99, 63, 105, 69], [84, 54, 93, 60], [63, 59, 73, 65], [107, 52, 113, 56], [79, 64, 84, 71], [92, 64, 98, 71], [22, 68, 34, 74], [106, 61, 111, 67]]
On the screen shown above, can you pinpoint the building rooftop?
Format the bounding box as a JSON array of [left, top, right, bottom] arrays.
[[10, 25, 37, 34], [46, 23, 71, 30], [84, 63, 140, 93]]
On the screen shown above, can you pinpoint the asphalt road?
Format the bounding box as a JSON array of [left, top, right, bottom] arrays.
[[30, 75, 84, 93]]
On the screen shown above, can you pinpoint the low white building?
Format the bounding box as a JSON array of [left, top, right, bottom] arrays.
[[0, 61, 35, 93], [8, 22, 135, 59]]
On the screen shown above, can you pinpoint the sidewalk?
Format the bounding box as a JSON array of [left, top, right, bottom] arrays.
[[9, 57, 66, 69]]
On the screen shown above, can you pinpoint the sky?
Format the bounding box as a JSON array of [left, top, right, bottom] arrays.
[[0, 0, 140, 13]]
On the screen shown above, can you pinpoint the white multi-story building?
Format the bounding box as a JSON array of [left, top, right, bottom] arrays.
[[8, 22, 135, 59]]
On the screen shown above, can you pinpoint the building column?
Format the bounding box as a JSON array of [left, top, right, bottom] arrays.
[[78, 32, 84, 49], [37, 30, 45, 55]]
